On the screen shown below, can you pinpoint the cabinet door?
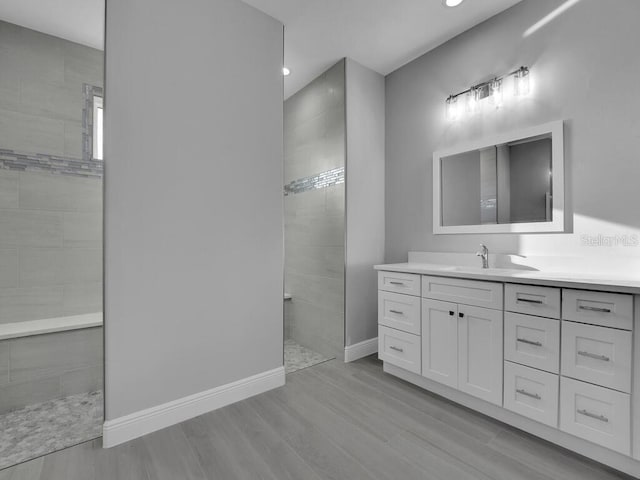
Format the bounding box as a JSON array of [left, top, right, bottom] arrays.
[[458, 305, 504, 406], [421, 299, 458, 388]]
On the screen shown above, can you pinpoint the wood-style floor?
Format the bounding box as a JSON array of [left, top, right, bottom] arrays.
[[0, 356, 634, 480]]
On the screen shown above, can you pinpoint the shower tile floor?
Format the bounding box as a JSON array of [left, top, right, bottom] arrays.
[[0, 390, 103, 470], [284, 339, 331, 374]]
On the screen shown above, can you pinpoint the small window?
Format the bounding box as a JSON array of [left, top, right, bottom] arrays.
[[93, 96, 104, 160]]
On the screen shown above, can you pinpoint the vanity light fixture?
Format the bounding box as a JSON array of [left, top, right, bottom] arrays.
[[445, 66, 530, 121], [282, 67, 291, 76], [443, 0, 465, 7]]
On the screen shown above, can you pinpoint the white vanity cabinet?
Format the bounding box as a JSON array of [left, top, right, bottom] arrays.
[[419, 276, 504, 405], [376, 265, 640, 477]]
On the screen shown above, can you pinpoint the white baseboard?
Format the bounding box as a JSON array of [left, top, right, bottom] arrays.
[[344, 337, 378, 363], [103, 366, 285, 448]]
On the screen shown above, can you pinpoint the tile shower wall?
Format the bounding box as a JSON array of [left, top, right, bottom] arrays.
[[284, 60, 345, 360], [0, 327, 103, 414], [0, 21, 103, 325], [0, 21, 103, 411]]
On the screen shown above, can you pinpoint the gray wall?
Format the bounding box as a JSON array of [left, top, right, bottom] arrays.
[[105, 0, 284, 419], [344, 58, 385, 347], [385, 0, 640, 260], [284, 60, 345, 360], [0, 21, 103, 325]]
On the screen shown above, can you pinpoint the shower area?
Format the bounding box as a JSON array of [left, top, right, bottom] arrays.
[[0, 17, 104, 469], [284, 61, 345, 373]]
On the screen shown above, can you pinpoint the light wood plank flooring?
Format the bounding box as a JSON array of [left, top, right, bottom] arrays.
[[0, 356, 635, 479]]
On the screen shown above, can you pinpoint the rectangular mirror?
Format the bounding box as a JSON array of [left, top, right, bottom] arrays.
[[433, 120, 564, 234]]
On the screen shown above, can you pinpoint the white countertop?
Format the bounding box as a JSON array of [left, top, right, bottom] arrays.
[[375, 262, 640, 295]]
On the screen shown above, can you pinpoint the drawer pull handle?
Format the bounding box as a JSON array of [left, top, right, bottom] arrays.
[[516, 388, 541, 400], [517, 298, 544, 304], [578, 305, 611, 313], [389, 309, 404, 315], [389, 281, 405, 286], [577, 351, 610, 362], [577, 409, 609, 423], [516, 338, 543, 347], [389, 346, 404, 353]]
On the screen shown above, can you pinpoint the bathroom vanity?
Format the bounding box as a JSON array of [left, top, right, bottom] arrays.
[[375, 257, 640, 476]]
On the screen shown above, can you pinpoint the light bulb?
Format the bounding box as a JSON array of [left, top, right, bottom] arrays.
[[282, 67, 291, 76], [514, 66, 530, 97], [443, 0, 464, 7]]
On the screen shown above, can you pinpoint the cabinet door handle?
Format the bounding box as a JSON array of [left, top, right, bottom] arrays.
[[578, 305, 611, 313], [577, 351, 610, 362], [449, 310, 455, 316], [516, 388, 541, 400], [577, 409, 609, 423], [517, 297, 544, 304], [389, 346, 404, 353], [389, 281, 405, 286], [458, 312, 464, 318], [389, 309, 404, 315], [517, 338, 543, 347]]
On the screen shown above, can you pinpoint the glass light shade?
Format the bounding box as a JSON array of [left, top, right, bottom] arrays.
[[446, 96, 459, 121], [514, 67, 530, 96], [466, 88, 480, 114], [490, 79, 503, 108]]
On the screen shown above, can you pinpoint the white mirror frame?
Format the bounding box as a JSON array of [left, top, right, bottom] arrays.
[[433, 120, 565, 235]]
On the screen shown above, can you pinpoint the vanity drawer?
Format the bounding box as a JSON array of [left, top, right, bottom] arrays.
[[504, 361, 559, 428], [504, 312, 560, 373], [378, 291, 421, 335], [505, 284, 560, 319], [562, 289, 633, 330], [560, 377, 630, 455], [422, 275, 503, 310], [378, 271, 421, 297], [378, 326, 421, 375], [561, 321, 632, 393]]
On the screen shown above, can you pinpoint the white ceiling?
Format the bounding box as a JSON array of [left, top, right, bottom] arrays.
[[0, 0, 521, 93], [242, 0, 522, 98], [0, 0, 104, 50]]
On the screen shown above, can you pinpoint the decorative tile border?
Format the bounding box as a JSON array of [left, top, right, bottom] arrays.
[[284, 167, 344, 196], [0, 84, 103, 179]]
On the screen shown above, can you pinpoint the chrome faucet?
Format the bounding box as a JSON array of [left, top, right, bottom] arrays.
[[476, 244, 489, 269]]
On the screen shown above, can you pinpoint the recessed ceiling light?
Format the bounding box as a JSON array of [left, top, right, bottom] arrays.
[[282, 67, 291, 76], [443, 0, 464, 7]]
